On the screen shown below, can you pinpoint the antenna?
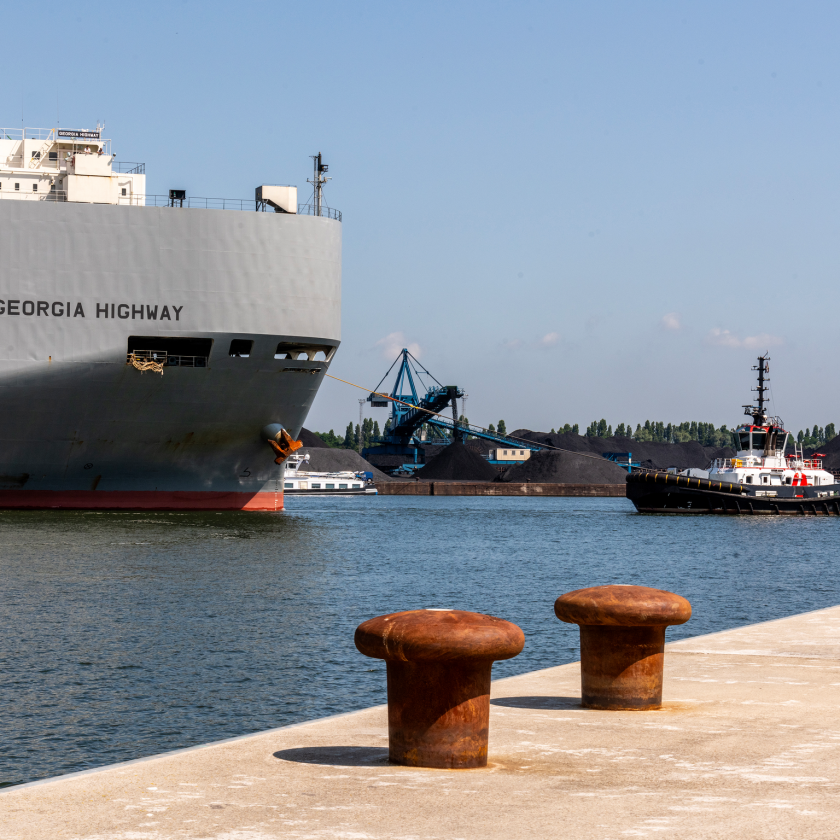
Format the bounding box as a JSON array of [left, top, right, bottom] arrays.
[[308, 152, 331, 216], [743, 354, 770, 426]]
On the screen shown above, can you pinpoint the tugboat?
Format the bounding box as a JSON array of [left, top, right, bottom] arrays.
[[626, 355, 840, 515]]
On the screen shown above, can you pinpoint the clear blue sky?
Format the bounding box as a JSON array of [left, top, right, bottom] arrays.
[[12, 1, 840, 434]]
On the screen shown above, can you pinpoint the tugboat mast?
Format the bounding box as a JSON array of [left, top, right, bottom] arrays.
[[743, 354, 770, 426]]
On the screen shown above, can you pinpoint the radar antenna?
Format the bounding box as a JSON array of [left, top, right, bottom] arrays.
[[743, 354, 770, 426], [307, 152, 330, 216]]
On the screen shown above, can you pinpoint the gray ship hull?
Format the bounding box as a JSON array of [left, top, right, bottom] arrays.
[[0, 200, 341, 510]]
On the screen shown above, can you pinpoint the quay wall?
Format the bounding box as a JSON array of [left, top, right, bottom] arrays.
[[378, 481, 626, 496]]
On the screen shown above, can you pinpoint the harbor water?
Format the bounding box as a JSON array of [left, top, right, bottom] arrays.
[[2, 496, 839, 788]]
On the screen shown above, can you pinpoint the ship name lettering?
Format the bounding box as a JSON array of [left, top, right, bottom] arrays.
[[93, 303, 183, 321], [0, 300, 85, 317]]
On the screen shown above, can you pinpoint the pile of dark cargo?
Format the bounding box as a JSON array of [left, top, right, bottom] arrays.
[[295, 429, 394, 482], [414, 443, 499, 481], [419, 430, 735, 485], [296, 428, 737, 485]]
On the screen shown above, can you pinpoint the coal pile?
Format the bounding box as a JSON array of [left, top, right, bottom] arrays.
[[511, 429, 733, 471], [296, 428, 329, 448], [414, 442, 499, 481], [500, 450, 628, 484], [295, 448, 395, 482]]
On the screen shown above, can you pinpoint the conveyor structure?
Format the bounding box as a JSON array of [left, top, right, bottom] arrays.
[[362, 349, 544, 471]]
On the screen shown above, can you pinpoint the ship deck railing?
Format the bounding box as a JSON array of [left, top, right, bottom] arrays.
[[0, 188, 342, 220], [127, 351, 208, 368], [712, 456, 824, 470], [142, 196, 341, 218]]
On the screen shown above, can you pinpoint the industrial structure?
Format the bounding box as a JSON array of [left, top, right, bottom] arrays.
[[362, 349, 545, 473]]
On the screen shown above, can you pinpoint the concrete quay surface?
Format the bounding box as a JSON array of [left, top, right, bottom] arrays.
[[3, 606, 840, 839]]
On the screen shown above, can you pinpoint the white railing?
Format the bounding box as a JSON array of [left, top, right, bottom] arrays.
[[713, 456, 823, 470]]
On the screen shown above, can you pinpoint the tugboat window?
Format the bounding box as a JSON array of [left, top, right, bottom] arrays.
[[739, 432, 751, 450], [751, 432, 767, 450], [746, 476, 753, 483]]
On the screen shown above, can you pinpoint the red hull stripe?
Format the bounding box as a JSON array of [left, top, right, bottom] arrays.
[[0, 490, 284, 511]]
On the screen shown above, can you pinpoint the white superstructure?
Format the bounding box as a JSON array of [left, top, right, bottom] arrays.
[[0, 126, 145, 205], [283, 453, 377, 495], [706, 425, 835, 492]]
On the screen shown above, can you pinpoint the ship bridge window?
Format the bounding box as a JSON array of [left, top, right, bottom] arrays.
[[751, 432, 767, 451], [48, 151, 57, 161], [274, 342, 336, 362], [127, 335, 212, 368], [738, 432, 751, 450], [229, 339, 253, 357]]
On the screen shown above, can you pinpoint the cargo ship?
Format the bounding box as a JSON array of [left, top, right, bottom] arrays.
[[0, 126, 341, 510], [626, 356, 840, 515]]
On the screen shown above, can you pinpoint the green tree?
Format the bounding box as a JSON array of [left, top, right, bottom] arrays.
[[497, 419, 507, 436], [314, 429, 343, 447], [597, 419, 608, 437], [488, 423, 496, 434], [572, 423, 579, 435], [826, 423, 836, 441], [343, 422, 354, 448], [615, 423, 626, 437], [607, 424, 613, 437], [373, 420, 381, 440]]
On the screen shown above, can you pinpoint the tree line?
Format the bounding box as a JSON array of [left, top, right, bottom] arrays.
[[313, 417, 837, 451], [573, 419, 837, 450]]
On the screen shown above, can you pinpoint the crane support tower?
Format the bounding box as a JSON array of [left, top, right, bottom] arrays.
[[362, 349, 544, 473]]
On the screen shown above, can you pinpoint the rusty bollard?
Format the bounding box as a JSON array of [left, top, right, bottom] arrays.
[[554, 585, 691, 711], [354, 609, 524, 769]]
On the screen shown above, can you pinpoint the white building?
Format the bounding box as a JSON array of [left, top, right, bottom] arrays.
[[489, 448, 531, 463]]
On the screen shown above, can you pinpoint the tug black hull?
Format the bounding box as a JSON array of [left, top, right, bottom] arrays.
[[626, 470, 840, 516]]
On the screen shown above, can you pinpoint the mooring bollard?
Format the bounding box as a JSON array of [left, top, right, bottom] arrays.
[[554, 585, 691, 711], [354, 609, 525, 769]]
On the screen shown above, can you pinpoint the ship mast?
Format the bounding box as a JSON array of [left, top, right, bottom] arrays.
[[743, 354, 770, 426], [308, 152, 330, 216]]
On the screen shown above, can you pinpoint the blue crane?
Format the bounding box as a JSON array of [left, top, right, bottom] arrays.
[[362, 349, 545, 470]]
